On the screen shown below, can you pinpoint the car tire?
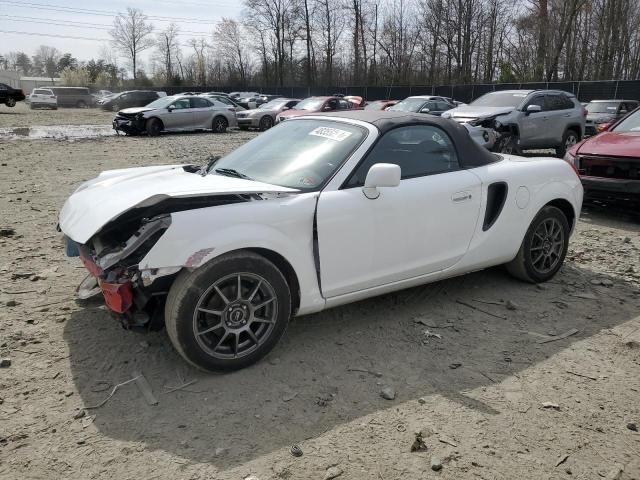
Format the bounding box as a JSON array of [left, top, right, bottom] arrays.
[[165, 250, 292, 372], [111, 103, 120, 112], [212, 116, 228, 133], [146, 118, 162, 137], [555, 129, 580, 158], [6, 98, 16, 107], [259, 115, 274, 131], [506, 205, 570, 283], [495, 134, 520, 155], [76, 100, 86, 108]]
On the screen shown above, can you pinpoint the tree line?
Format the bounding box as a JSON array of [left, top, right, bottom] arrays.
[[2, 0, 639, 89]]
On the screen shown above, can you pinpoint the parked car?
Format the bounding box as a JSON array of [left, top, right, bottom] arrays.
[[0, 83, 26, 107], [229, 91, 259, 100], [442, 89, 586, 156], [364, 100, 398, 110], [28, 88, 57, 109], [237, 98, 299, 130], [203, 94, 246, 112], [48, 87, 94, 108], [388, 96, 456, 116], [112, 95, 238, 136], [59, 110, 583, 372], [564, 105, 640, 203], [584, 100, 639, 136], [276, 96, 362, 123], [99, 90, 166, 111]]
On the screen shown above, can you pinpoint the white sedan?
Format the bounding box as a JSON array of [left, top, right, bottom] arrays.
[[59, 111, 583, 372]]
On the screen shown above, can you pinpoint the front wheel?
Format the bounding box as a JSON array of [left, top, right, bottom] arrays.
[[165, 251, 291, 372], [212, 116, 228, 133], [495, 134, 520, 155], [6, 98, 16, 107], [259, 115, 274, 131], [506, 206, 570, 283], [146, 118, 162, 136]]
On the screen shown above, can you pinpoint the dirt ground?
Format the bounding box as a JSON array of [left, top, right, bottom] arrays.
[[0, 105, 639, 480]]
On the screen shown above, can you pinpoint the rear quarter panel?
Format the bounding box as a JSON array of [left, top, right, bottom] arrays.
[[454, 155, 583, 272]]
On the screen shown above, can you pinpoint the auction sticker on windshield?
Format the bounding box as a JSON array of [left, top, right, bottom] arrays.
[[309, 126, 353, 142]]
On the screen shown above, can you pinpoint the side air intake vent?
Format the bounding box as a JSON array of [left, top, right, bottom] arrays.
[[483, 182, 508, 231]]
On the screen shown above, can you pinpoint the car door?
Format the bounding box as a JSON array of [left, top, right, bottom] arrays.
[[0, 83, 8, 103], [519, 94, 549, 148], [316, 124, 482, 298], [545, 94, 576, 144], [190, 97, 215, 128], [162, 97, 194, 130]]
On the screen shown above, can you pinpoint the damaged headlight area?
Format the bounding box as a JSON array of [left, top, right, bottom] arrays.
[[68, 214, 174, 330]]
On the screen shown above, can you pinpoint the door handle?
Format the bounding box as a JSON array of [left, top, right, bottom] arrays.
[[452, 191, 472, 202]]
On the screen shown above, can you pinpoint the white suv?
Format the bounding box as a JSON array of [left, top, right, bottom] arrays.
[[29, 88, 58, 110]]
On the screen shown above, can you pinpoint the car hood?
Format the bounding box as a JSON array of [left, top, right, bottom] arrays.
[[577, 131, 640, 158], [59, 164, 299, 243], [278, 109, 312, 119], [586, 113, 615, 123], [445, 105, 515, 119], [119, 107, 154, 115]]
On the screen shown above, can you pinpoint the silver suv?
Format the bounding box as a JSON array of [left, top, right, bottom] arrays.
[[442, 90, 585, 157]]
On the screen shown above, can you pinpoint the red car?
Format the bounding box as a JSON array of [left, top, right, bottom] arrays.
[[276, 95, 363, 123], [364, 100, 398, 111], [564, 106, 640, 203]]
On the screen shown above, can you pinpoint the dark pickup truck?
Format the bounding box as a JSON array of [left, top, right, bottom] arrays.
[[0, 83, 26, 107]]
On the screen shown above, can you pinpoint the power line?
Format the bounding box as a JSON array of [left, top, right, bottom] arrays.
[[0, 14, 214, 37], [0, 0, 233, 24], [0, 29, 109, 41]]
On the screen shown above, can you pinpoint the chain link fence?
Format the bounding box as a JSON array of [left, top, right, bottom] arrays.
[[154, 80, 640, 103]]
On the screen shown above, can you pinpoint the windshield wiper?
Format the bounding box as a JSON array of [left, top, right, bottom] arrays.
[[199, 155, 221, 176], [214, 167, 252, 180]]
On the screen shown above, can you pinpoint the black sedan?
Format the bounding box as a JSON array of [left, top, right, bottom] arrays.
[[0, 83, 26, 107]]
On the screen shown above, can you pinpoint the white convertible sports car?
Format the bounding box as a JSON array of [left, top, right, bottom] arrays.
[[59, 111, 583, 372]]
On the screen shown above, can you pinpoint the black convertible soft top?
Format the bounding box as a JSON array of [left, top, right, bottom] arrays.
[[314, 110, 500, 168]]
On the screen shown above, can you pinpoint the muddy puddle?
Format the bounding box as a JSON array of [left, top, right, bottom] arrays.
[[0, 124, 115, 140]]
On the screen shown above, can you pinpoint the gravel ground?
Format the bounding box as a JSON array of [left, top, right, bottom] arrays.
[[0, 107, 639, 480]]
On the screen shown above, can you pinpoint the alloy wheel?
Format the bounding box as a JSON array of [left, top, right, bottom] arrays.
[[529, 218, 564, 274], [565, 134, 578, 148], [192, 272, 278, 359]]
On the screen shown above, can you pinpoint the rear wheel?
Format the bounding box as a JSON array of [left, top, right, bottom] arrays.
[[165, 250, 291, 372], [506, 206, 570, 283], [556, 129, 579, 157], [76, 100, 86, 108], [111, 103, 120, 112], [259, 115, 274, 131], [146, 118, 162, 136], [212, 116, 228, 133]]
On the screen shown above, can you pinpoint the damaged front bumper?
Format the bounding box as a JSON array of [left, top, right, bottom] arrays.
[[113, 115, 145, 135], [65, 215, 176, 329]]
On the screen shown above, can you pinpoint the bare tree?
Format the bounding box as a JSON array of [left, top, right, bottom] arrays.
[[33, 45, 61, 80], [110, 8, 154, 81], [156, 23, 180, 84], [213, 18, 253, 85]]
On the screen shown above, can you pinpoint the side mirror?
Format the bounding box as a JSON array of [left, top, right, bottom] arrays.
[[363, 163, 401, 199], [420, 108, 431, 113], [525, 104, 542, 115], [282, 106, 289, 111], [323, 105, 333, 111], [167, 105, 175, 112]]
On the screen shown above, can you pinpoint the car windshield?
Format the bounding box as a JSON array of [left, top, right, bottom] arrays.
[[388, 98, 427, 112], [209, 119, 367, 190], [295, 98, 325, 110], [469, 91, 529, 108], [260, 99, 287, 110], [611, 109, 640, 133], [144, 97, 175, 109], [586, 102, 619, 114]]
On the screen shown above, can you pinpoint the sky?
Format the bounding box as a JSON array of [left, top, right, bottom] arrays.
[[0, 0, 243, 64]]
